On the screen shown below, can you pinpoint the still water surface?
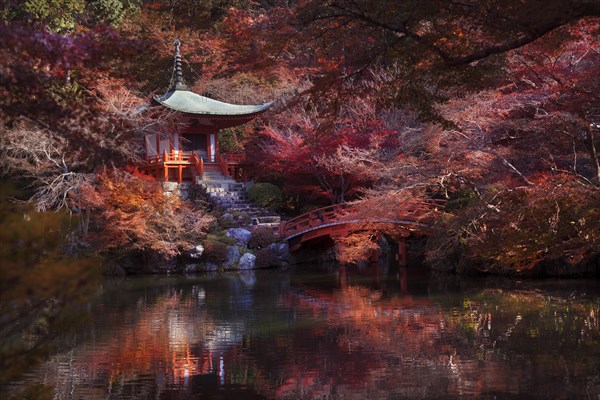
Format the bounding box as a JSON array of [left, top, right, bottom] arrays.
[[17, 267, 600, 399]]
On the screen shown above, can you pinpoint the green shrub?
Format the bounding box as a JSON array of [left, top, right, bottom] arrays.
[[219, 235, 238, 246], [206, 233, 237, 246], [255, 247, 276, 268], [248, 183, 283, 210], [202, 239, 227, 264], [217, 211, 251, 229], [232, 211, 251, 226], [445, 187, 479, 211], [217, 213, 236, 229], [87, 0, 126, 26], [248, 227, 277, 249]]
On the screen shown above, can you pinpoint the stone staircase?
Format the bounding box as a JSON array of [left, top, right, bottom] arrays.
[[198, 167, 281, 229]]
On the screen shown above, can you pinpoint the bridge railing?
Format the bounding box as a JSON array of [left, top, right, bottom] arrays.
[[279, 199, 446, 240], [279, 203, 354, 239]]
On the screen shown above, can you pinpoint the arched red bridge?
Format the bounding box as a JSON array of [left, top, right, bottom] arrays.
[[278, 200, 445, 251]]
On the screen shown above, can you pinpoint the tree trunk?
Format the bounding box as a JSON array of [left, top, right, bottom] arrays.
[[338, 174, 345, 203], [585, 130, 600, 185], [80, 208, 90, 236]]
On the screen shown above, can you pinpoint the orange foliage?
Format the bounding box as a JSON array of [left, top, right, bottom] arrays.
[[80, 170, 213, 256], [439, 174, 600, 272], [336, 231, 381, 265]]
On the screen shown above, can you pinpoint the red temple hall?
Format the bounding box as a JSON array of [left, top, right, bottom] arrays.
[[142, 40, 273, 183]]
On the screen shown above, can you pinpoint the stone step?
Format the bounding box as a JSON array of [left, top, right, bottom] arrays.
[[195, 180, 281, 225], [206, 189, 247, 196], [232, 208, 262, 214], [218, 203, 252, 209], [201, 179, 234, 185], [213, 193, 245, 198], [202, 183, 239, 189], [205, 186, 246, 193], [201, 179, 237, 185], [213, 196, 249, 203], [254, 215, 281, 223], [219, 200, 256, 209]]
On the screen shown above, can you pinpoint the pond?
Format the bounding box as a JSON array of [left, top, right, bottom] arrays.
[[10, 266, 600, 399]]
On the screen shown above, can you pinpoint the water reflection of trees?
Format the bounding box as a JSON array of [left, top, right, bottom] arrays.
[[25, 272, 600, 399], [252, 270, 600, 399]]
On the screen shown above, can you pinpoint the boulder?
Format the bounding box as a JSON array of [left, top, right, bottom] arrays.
[[162, 182, 179, 192], [185, 244, 204, 260], [226, 228, 252, 246], [268, 242, 289, 261], [224, 245, 242, 268], [238, 252, 257, 270], [180, 190, 190, 201], [203, 262, 219, 272]]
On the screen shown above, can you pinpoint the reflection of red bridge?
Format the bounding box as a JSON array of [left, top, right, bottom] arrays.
[[278, 200, 445, 261]]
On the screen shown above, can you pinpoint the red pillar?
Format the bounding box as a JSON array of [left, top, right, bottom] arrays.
[[206, 134, 212, 162], [163, 150, 169, 182], [399, 265, 408, 295], [397, 237, 408, 268], [339, 265, 347, 288]]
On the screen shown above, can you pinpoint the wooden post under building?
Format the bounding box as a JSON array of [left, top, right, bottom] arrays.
[[396, 234, 408, 268]]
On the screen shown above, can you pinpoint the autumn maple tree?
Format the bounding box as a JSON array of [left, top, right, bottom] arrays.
[[232, 1, 600, 268], [80, 169, 213, 259], [1, 0, 598, 274]]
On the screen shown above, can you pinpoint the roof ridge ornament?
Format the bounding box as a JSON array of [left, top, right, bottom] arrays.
[[171, 39, 188, 91]]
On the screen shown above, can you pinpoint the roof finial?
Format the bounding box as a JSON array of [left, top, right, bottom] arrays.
[[172, 39, 187, 90]]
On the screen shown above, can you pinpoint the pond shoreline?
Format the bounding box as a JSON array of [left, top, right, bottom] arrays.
[[105, 241, 600, 279]]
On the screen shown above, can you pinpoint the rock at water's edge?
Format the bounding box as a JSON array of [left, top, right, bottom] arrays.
[[239, 253, 257, 269], [185, 244, 204, 260], [224, 245, 242, 268], [268, 242, 289, 260], [226, 228, 252, 246]]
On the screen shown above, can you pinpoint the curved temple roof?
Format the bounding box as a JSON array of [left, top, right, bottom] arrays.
[[153, 89, 274, 116], [153, 39, 273, 117]]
